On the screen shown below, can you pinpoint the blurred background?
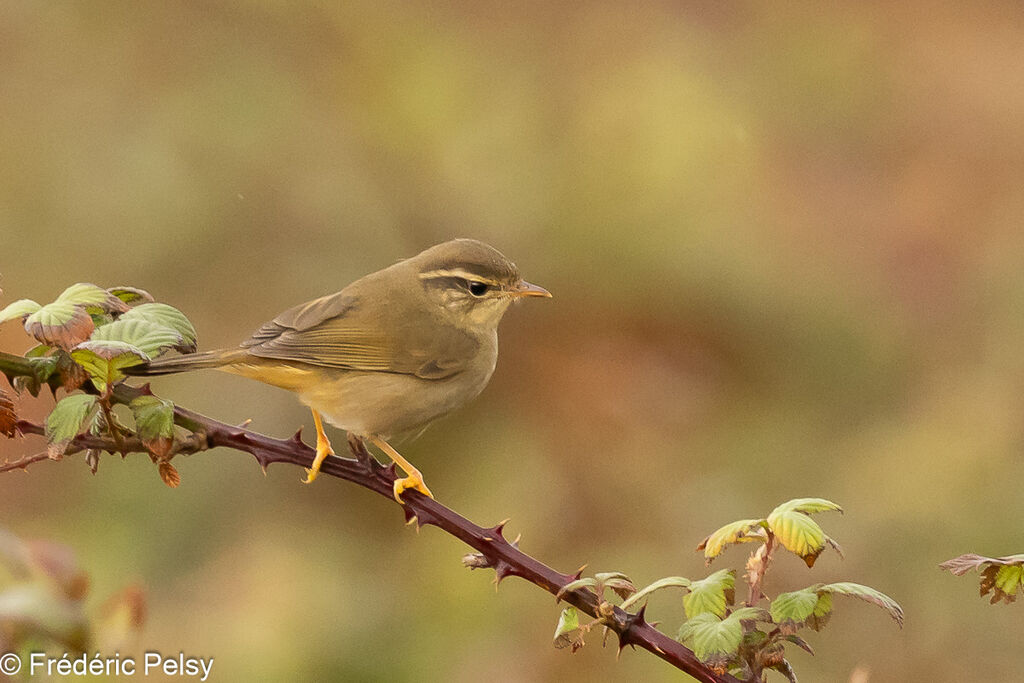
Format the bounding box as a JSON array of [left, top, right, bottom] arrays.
[[2, 1, 1024, 680]]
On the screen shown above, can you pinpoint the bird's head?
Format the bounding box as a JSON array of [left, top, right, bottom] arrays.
[[413, 238, 551, 329]]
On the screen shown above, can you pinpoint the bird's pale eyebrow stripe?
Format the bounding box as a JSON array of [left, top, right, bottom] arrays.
[[418, 269, 502, 286]]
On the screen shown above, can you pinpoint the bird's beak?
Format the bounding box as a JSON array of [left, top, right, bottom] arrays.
[[513, 280, 552, 298]]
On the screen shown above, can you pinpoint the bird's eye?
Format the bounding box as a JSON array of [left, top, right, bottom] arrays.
[[467, 281, 489, 297]]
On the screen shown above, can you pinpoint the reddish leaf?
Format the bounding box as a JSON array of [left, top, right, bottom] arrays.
[[25, 302, 95, 349], [158, 461, 180, 488], [0, 388, 16, 437]]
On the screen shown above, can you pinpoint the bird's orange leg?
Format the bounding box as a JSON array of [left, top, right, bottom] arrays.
[[302, 409, 335, 484], [370, 436, 434, 502]]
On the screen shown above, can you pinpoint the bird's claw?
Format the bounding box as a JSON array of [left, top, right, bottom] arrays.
[[393, 474, 433, 503]]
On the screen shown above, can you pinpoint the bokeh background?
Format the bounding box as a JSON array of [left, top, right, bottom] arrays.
[[2, 1, 1024, 680]]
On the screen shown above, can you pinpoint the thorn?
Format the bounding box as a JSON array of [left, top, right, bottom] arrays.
[[235, 418, 252, 428], [511, 533, 522, 548], [290, 428, 304, 443], [565, 565, 587, 582], [490, 518, 510, 538], [139, 383, 153, 395], [493, 560, 517, 587]]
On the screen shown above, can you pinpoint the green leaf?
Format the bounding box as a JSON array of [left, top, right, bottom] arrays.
[[553, 606, 584, 652], [772, 498, 843, 516], [993, 566, 1024, 602], [55, 283, 129, 314], [44, 394, 98, 458], [810, 592, 833, 630], [683, 568, 735, 619], [27, 356, 59, 383], [940, 553, 1024, 605], [729, 606, 772, 622], [594, 572, 636, 600], [0, 299, 41, 324], [130, 395, 175, 457], [678, 608, 772, 670], [769, 588, 821, 632], [107, 286, 154, 306], [678, 613, 741, 662], [556, 577, 597, 600], [620, 576, 692, 611], [25, 302, 95, 348], [70, 342, 150, 392], [88, 319, 183, 358], [24, 344, 52, 358], [698, 519, 767, 562], [817, 582, 904, 626], [119, 303, 197, 353], [766, 506, 833, 567]]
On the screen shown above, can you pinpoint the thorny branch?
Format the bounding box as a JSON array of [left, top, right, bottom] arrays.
[[0, 350, 738, 682]]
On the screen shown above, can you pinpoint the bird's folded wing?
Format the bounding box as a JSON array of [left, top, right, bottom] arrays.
[[241, 292, 478, 380]]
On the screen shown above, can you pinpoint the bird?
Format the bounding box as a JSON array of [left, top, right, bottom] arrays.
[[128, 239, 551, 501]]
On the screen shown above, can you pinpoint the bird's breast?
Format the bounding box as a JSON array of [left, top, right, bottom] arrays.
[[301, 339, 498, 439]]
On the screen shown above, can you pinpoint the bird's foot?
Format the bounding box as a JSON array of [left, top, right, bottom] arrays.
[[393, 471, 434, 503], [302, 443, 335, 484]]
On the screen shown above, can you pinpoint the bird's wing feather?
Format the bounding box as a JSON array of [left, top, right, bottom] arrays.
[[241, 291, 478, 379]]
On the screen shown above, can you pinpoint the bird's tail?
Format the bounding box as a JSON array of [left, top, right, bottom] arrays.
[[125, 348, 247, 376]]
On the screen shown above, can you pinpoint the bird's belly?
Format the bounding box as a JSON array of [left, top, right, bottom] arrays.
[[298, 369, 492, 438]]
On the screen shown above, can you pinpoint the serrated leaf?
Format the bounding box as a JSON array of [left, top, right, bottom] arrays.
[[699, 519, 767, 561], [70, 342, 150, 392], [817, 582, 903, 627], [766, 509, 828, 567], [730, 606, 771, 622], [620, 576, 692, 610], [683, 568, 735, 619], [678, 613, 741, 662], [555, 577, 597, 600], [107, 286, 154, 306], [158, 461, 180, 488], [119, 304, 197, 353], [0, 299, 41, 324], [594, 572, 636, 600], [553, 606, 584, 652], [55, 283, 129, 314], [808, 592, 833, 630], [993, 565, 1023, 600], [130, 396, 174, 457], [55, 352, 89, 392], [25, 302, 95, 348], [44, 394, 98, 458], [0, 388, 16, 437], [678, 607, 767, 663], [939, 553, 1024, 575], [28, 355, 58, 384], [770, 588, 821, 632], [88, 319, 182, 357]]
